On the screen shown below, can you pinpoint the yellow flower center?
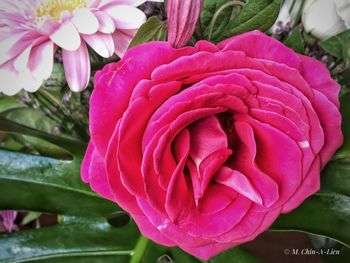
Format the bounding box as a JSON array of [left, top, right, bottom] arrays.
[[36, 0, 88, 21]]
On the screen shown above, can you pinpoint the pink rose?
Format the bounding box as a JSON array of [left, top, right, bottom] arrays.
[[82, 31, 343, 260]]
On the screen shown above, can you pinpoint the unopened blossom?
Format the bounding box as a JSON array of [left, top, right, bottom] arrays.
[[0, 0, 156, 95], [303, 0, 350, 40], [167, 0, 202, 48], [270, 0, 302, 34]]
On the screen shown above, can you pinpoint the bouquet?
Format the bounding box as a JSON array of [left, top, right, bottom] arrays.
[[0, 0, 349, 262]]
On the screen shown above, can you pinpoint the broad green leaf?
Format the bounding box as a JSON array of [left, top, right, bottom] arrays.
[[130, 236, 260, 263], [129, 16, 166, 48], [32, 256, 129, 263], [0, 116, 85, 157], [284, 27, 304, 54], [0, 217, 139, 263], [210, 247, 261, 263], [201, 0, 236, 41], [224, 0, 282, 38], [321, 29, 350, 67], [334, 92, 350, 159], [138, 238, 199, 263], [0, 150, 118, 217], [0, 96, 26, 114], [3, 108, 70, 159], [309, 235, 350, 263], [271, 159, 350, 247]]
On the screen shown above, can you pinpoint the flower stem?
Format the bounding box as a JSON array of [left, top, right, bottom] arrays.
[[207, 0, 246, 40], [130, 235, 149, 263]]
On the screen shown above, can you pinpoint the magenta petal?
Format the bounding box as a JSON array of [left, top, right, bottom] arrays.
[[81, 142, 95, 183], [62, 42, 90, 92], [299, 55, 340, 107], [215, 167, 263, 205], [189, 116, 227, 166], [88, 148, 114, 201], [218, 30, 301, 69]]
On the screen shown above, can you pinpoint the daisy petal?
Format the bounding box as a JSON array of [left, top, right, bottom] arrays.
[[99, 0, 147, 8], [72, 8, 99, 34], [13, 45, 31, 71], [94, 11, 115, 33], [62, 42, 90, 92], [82, 33, 114, 58], [0, 32, 26, 64], [0, 63, 23, 95], [50, 21, 81, 51], [112, 29, 134, 57], [104, 5, 146, 29], [28, 41, 54, 88]]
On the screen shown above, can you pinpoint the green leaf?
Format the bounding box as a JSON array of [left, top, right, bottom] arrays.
[[0, 116, 85, 157], [129, 16, 166, 48], [0, 150, 118, 217], [271, 159, 350, 247], [0, 217, 139, 263], [3, 108, 70, 159], [210, 247, 261, 263], [129, 236, 260, 263], [284, 27, 304, 54], [201, 0, 236, 41], [321, 29, 350, 67], [334, 92, 350, 159], [224, 0, 282, 38], [0, 96, 26, 114], [129, 236, 199, 263]]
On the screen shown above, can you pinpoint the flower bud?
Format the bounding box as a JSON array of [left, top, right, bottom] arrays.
[[167, 0, 203, 47]]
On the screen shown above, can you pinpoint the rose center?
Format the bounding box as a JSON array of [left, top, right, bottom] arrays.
[[36, 0, 88, 21]]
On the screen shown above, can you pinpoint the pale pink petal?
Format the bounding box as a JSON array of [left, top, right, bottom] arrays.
[[0, 32, 27, 64], [13, 45, 31, 71], [98, 0, 147, 9], [0, 61, 42, 95], [0, 63, 24, 95], [82, 33, 114, 58], [103, 5, 146, 29], [62, 42, 90, 92], [94, 11, 116, 33], [50, 21, 81, 51], [72, 8, 99, 34], [36, 18, 60, 35], [27, 41, 54, 91], [112, 29, 134, 57]]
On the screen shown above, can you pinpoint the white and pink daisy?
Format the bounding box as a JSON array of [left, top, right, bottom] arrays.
[[0, 0, 160, 95]]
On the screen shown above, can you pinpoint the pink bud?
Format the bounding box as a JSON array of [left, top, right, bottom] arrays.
[[167, 0, 203, 48]]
